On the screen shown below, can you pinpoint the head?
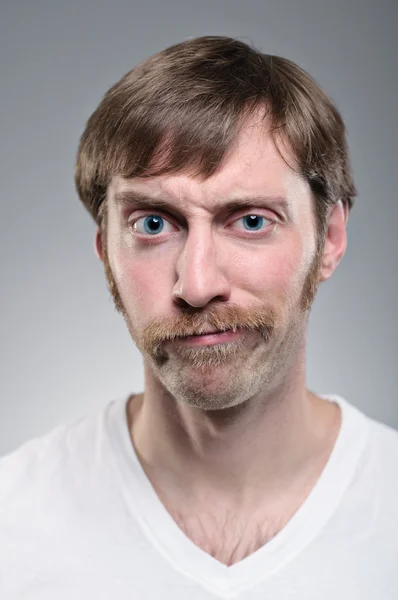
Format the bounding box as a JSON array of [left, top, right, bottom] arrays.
[[75, 36, 355, 410]]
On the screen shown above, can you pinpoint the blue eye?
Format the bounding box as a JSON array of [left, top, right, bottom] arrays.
[[133, 215, 174, 235], [237, 215, 268, 231], [143, 215, 163, 234], [131, 213, 272, 237], [243, 215, 264, 230]]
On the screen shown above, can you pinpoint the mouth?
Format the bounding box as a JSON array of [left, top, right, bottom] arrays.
[[174, 328, 243, 346], [187, 328, 227, 336]]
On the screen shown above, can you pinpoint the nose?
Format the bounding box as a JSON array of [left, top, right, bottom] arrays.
[[172, 228, 231, 308]]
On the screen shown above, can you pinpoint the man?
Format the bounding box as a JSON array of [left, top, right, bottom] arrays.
[[1, 36, 397, 599]]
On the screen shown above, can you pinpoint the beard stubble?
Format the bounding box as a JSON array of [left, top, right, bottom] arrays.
[[100, 224, 324, 368]]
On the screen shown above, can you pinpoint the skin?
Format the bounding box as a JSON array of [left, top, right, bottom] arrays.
[[94, 115, 348, 564]]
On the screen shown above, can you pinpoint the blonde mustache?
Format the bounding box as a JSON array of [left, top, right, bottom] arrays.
[[141, 302, 279, 357]]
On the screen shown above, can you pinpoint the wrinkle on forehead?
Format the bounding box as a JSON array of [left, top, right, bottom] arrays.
[[109, 117, 310, 222]]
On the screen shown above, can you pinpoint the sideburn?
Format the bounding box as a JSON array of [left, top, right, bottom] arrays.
[[299, 236, 326, 312], [100, 216, 126, 315]]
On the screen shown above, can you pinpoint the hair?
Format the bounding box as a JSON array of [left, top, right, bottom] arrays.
[[75, 35, 356, 246]]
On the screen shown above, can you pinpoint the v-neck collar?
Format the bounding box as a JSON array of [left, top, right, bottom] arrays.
[[105, 393, 369, 598]]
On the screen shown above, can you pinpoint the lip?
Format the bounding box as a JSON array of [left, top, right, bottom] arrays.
[[174, 329, 243, 347]]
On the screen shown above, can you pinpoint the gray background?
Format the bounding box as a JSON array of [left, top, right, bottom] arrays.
[[0, 0, 397, 456]]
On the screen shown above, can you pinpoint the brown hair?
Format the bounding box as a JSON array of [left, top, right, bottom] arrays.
[[75, 35, 356, 243]]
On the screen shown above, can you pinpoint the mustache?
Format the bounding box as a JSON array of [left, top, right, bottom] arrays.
[[141, 302, 279, 353]]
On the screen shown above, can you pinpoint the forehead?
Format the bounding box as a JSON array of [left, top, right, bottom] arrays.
[[108, 117, 311, 212]]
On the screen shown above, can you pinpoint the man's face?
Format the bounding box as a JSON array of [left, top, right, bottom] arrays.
[[99, 118, 325, 410]]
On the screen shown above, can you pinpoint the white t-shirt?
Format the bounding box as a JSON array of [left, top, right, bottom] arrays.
[[1, 394, 397, 599]]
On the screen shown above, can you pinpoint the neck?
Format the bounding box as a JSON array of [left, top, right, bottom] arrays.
[[128, 358, 340, 509]]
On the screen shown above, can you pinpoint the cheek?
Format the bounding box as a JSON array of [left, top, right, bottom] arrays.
[[227, 240, 308, 300], [111, 245, 175, 314], [109, 228, 312, 315]]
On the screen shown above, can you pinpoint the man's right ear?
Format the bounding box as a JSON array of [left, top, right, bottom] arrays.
[[94, 228, 104, 262]]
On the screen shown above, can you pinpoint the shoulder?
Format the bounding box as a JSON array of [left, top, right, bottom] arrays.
[[0, 398, 128, 593], [0, 399, 120, 513], [0, 417, 83, 508], [366, 415, 398, 469], [356, 412, 398, 514], [323, 395, 398, 518], [332, 394, 398, 466]]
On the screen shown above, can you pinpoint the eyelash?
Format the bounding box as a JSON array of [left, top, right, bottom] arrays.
[[128, 212, 277, 241]]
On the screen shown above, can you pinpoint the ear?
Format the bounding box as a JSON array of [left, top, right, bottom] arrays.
[[319, 200, 349, 283], [94, 227, 104, 262]]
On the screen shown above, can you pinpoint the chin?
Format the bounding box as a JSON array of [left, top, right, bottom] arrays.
[[158, 360, 258, 411]]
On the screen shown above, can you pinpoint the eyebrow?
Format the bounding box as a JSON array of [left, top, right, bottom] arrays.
[[113, 191, 290, 217]]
